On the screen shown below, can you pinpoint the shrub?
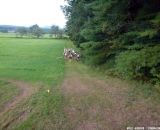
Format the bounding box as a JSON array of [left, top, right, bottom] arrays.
[[115, 45, 160, 82]]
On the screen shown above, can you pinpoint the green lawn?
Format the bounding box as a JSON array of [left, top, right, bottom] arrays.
[[0, 37, 68, 129], [0, 38, 65, 85]]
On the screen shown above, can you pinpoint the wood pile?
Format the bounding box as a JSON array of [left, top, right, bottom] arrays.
[[63, 48, 80, 61]]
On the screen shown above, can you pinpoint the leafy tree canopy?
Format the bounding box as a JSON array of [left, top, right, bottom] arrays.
[[29, 24, 43, 38]]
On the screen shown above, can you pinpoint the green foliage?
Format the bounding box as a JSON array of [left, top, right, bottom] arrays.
[[63, 0, 160, 83], [16, 27, 28, 37], [50, 25, 65, 38], [116, 46, 160, 81], [29, 24, 43, 38], [0, 28, 8, 33], [50, 25, 59, 37]]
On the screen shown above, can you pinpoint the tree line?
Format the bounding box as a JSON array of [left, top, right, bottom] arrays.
[[15, 24, 64, 38], [62, 0, 160, 84]]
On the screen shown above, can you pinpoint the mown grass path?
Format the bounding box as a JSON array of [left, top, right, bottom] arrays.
[[62, 61, 160, 130]]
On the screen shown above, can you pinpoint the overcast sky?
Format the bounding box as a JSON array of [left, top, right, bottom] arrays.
[[0, 0, 67, 28]]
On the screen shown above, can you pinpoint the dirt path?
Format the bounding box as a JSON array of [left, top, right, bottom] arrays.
[[62, 62, 160, 130], [0, 79, 35, 117]]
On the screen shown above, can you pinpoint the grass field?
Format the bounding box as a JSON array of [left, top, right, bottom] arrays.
[[0, 37, 159, 130], [0, 37, 68, 129], [0, 38, 65, 84]]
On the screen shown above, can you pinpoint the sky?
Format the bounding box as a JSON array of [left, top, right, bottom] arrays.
[[0, 0, 67, 28]]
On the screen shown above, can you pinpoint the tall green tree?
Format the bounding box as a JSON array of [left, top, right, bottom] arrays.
[[57, 28, 64, 38], [29, 24, 43, 38], [63, 0, 160, 82], [16, 27, 27, 37], [50, 25, 59, 38]]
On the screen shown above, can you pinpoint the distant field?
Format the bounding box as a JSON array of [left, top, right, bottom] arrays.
[[0, 32, 16, 37], [0, 32, 64, 39], [0, 38, 65, 84]]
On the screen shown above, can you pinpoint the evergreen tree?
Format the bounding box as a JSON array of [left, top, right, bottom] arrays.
[[62, 0, 160, 82]]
